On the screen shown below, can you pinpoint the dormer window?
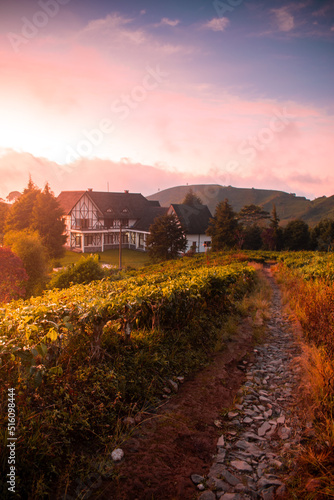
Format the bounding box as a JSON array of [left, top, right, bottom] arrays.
[[122, 208, 129, 214], [106, 208, 113, 213]]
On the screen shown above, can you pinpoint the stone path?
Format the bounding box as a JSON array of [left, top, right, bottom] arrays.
[[193, 268, 304, 500]]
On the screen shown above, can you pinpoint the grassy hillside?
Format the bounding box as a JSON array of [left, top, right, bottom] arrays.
[[148, 185, 334, 226]]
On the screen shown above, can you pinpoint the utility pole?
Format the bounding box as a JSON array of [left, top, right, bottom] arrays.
[[119, 221, 122, 270]]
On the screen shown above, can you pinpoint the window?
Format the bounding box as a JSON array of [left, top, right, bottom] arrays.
[[85, 235, 94, 246], [121, 219, 129, 228], [105, 234, 115, 245]]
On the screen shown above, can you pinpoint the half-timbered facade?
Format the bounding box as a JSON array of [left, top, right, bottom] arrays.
[[57, 189, 212, 254], [57, 189, 167, 253]]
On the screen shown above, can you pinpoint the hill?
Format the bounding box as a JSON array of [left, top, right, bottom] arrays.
[[147, 185, 334, 226]]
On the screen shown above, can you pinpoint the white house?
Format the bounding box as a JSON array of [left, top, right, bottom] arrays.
[[57, 189, 167, 253], [57, 189, 212, 253]]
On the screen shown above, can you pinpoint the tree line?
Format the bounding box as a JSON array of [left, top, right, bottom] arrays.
[[0, 179, 66, 300], [207, 199, 334, 252]]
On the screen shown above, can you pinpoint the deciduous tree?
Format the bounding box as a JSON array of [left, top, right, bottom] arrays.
[[310, 218, 334, 251], [0, 201, 10, 236], [242, 224, 263, 250], [4, 231, 48, 297], [283, 219, 310, 251]]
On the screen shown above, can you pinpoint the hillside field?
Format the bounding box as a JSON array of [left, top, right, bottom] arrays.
[[0, 251, 256, 499], [1, 250, 334, 499]]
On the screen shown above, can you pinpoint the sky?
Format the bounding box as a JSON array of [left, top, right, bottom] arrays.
[[0, 0, 333, 201]]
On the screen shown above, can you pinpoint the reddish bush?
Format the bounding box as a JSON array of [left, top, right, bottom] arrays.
[[0, 246, 28, 303]]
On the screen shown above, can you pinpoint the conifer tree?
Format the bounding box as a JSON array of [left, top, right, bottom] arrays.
[[182, 188, 203, 206], [147, 214, 187, 261], [237, 204, 270, 227], [31, 183, 66, 258], [4, 178, 40, 232], [206, 199, 238, 250]]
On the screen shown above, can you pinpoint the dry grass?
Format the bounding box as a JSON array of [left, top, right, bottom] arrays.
[[274, 265, 334, 499]]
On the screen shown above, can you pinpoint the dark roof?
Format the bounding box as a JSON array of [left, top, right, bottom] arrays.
[[134, 206, 168, 231], [57, 190, 164, 228], [57, 191, 85, 215], [88, 191, 155, 219], [57, 190, 162, 219], [169, 204, 212, 234]]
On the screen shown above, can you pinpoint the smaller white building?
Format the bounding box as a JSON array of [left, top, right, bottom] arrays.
[[167, 203, 212, 253]]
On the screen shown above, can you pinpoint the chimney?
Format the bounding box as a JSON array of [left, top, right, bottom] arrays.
[[87, 188, 93, 192], [124, 190, 129, 194]]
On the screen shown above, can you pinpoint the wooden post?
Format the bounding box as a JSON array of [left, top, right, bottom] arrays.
[[119, 222, 122, 270]]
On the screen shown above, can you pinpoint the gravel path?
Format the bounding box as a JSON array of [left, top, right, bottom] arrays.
[[193, 267, 304, 500]]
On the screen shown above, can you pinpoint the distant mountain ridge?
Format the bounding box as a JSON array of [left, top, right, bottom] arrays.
[[147, 185, 334, 226]]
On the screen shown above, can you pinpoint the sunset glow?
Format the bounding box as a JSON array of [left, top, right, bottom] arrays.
[[0, 0, 333, 199]]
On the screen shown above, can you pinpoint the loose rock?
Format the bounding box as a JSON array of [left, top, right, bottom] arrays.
[[194, 267, 304, 499]]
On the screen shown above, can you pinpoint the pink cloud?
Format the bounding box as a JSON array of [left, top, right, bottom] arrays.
[[202, 18, 230, 32], [155, 18, 180, 28], [272, 7, 295, 32]]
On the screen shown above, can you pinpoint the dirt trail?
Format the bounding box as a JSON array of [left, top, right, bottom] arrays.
[[94, 320, 255, 499], [92, 267, 303, 500]]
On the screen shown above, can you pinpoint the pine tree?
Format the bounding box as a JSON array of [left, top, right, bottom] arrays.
[[238, 204, 270, 227], [31, 183, 66, 258], [147, 214, 187, 261], [4, 178, 40, 232], [261, 205, 283, 251], [182, 188, 203, 206], [206, 199, 238, 250], [269, 204, 282, 250]]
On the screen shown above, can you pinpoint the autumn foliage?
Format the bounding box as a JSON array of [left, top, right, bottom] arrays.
[[0, 246, 28, 303]]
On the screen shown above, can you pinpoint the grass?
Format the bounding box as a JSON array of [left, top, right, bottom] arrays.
[[58, 249, 150, 269], [273, 263, 334, 500]]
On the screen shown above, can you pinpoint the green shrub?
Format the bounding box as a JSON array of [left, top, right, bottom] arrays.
[[48, 254, 105, 290]]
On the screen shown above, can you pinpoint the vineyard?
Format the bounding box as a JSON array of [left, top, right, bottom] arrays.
[[2, 249, 334, 499], [0, 252, 255, 499]]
